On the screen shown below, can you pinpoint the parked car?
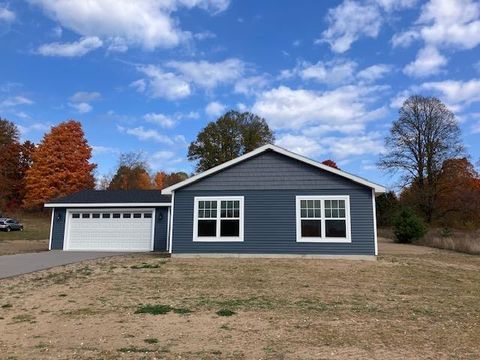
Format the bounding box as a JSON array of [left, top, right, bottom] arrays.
[[0, 218, 24, 232]]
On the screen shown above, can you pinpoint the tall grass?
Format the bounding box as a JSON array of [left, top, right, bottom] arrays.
[[419, 229, 480, 255], [379, 227, 480, 255]]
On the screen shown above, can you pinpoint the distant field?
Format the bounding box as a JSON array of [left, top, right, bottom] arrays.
[[0, 213, 51, 241]]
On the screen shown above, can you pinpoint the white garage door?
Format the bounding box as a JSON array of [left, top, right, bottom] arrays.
[[65, 209, 154, 251]]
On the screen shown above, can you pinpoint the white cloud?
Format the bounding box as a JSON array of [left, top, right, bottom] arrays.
[[357, 64, 392, 82], [417, 0, 480, 50], [205, 101, 226, 117], [68, 91, 101, 113], [0, 96, 34, 108], [275, 131, 384, 159], [30, 0, 230, 50], [276, 134, 323, 157], [395, 0, 480, 77], [375, 0, 418, 12], [37, 36, 103, 57], [391, 30, 420, 48], [117, 125, 178, 145], [403, 46, 447, 77], [390, 89, 411, 108], [144, 112, 176, 128], [317, 0, 383, 53], [134, 65, 191, 100], [0, 5, 15, 23], [193, 31, 216, 40], [165, 58, 245, 89], [421, 79, 480, 109], [92, 145, 119, 155], [236, 102, 248, 111], [17, 122, 51, 136], [69, 91, 101, 103], [293, 59, 357, 85], [69, 102, 92, 113], [234, 75, 270, 95], [252, 85, 386, 131]]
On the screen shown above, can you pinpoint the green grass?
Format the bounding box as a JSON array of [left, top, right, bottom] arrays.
[[135, 304, 172, 315], [135, 304, 193, 316], [117, 346, 153, 353], [144, 338, 159, 344], [0, 213, 50, 241], [216, 309, 236, 317], [130, 262, 163, 269]]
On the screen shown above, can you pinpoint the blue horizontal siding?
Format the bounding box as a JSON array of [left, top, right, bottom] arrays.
[[172, 189, 375, 255], [51, 208, 66, 250]]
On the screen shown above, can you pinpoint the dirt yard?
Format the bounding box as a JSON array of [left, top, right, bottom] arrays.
[[1, 243, 479, 359]]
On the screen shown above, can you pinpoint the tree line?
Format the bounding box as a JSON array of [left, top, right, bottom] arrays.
[[2, 97, 478, 232]]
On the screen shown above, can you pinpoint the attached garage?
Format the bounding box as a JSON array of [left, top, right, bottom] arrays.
[[45, 190, 171, 252], [65, 209, 155, 251]]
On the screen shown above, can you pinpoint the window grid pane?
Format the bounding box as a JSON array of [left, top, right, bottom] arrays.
[[324, 199, 346, 219], [198, 201, 217, 218], [300, 198, 322, 219], [220, 200, 240, 219]]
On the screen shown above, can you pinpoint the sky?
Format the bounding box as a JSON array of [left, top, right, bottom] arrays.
[[1, 0, 479, 190]]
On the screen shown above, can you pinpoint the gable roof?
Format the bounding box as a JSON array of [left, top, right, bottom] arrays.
[[45, 190, 171, 208], [162, 144, 386, 194]]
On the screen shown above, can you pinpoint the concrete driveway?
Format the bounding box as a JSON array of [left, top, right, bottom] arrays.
[[0, 251, 127, 279]]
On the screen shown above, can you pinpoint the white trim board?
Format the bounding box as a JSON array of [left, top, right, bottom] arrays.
[[45, 202, 171, 208], [162, 144, 386, 195]]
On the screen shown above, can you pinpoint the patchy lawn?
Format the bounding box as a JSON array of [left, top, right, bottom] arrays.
[[0, 213, 50, 241], [0, 213, 50, 255], [1, 248, 479, 359]]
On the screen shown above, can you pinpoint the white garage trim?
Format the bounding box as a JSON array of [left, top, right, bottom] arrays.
[[63, 208, 155, 252], [45, 202, 170, 208]]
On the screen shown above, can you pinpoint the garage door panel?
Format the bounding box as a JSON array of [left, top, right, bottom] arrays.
[[66, 210, 154, 251]]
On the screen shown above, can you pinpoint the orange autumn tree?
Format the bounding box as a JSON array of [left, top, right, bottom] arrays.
[[24, 120, 96, 209], [108, 152, 153, 190], [435, 158, 480, 228], [153, 171, 188, 189], [321, 159, 339, 169]]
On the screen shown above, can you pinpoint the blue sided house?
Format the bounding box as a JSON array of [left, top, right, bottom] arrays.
[[45, 145, 386, 259]]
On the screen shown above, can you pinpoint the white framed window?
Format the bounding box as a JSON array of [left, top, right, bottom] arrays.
[[193, 196, 244, 242], [296, 196, 351, 243]]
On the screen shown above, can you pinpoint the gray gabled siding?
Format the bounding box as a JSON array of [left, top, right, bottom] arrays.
[[183, 150, 366, 191], [171, 151, 376, 255], [50, 206, 169, 251]]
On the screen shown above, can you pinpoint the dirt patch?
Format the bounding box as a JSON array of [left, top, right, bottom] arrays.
[[0, 239, 48, 256], [1, 251, 479, 359]]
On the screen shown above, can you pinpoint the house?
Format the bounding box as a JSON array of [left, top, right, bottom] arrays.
[[45, 144, 386, 258]]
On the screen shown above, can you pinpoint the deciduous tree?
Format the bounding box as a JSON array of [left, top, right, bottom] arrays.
[[321, 159, 339, 169], [188, 110, 274, 172], [24, 120, 96, 208], [153, 171, 188, 189], [0, 119, 35, 210], [108, 152, 153, 190], [378, 95, 464, 222]]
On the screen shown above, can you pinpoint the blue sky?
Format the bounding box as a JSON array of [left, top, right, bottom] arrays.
[[1, 0, 479, 189]]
